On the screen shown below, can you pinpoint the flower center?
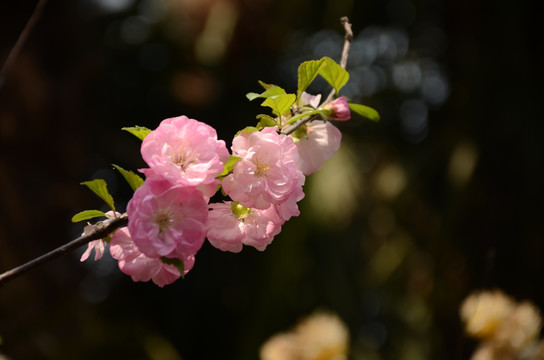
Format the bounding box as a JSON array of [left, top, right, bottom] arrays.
[[171, 144, 199, 171], [231, 201, 252, 221], [153, 210, 173, 233], [253, 157, 270, 177]]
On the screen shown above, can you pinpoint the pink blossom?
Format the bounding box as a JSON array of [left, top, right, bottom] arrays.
[[222, 127, 305, 213], [299, 91, 322, 108], [141, 115, 229, 187], [207, 202, 284, 252], [80, 236, 106, 262], [275, 179, 305, 220], [322, 96, 351, 121], [110, 227, 194, 287], [80, 211, 121, 262], [127, 179, 208, 259], [291, 120, 342, 175]]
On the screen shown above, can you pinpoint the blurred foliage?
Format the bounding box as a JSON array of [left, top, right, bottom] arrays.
[[1, 0, 544, 359]]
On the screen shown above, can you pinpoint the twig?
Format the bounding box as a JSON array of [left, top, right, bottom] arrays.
[[0, 0, 48, 88], [338, 16, 353, 69], [323, 16, 353, 105], [283, 17, 354, 136], [0, 213, 128, 286], [0, 15, 356, 287], [281, 114, 320, 136]]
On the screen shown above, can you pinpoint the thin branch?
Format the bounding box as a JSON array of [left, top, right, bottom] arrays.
[[323, 16, 353, 105], [283, 17, 354, 136], [0, 0, 48, 88], [0, 213, 128, 287], [0, 15, 356, 287], [281, 114, 320, 136], [338, 16, 354, 69]]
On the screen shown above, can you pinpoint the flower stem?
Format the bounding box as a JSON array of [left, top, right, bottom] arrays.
[[0, 214, 128, 287], [322, 16, 353, 105]]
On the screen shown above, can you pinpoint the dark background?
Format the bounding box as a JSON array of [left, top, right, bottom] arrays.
[[1, 0, 543, 359]]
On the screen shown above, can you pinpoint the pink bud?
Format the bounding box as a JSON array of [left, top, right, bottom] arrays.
[[323, 96, 351, 121]]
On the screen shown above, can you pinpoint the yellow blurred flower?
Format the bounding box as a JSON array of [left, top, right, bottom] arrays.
[[460, 290, 515, 339], [260, 312, 349, 360], [494, 301, 542, 351], [471, 342, 516, 360], [460, 289, 544, 359]]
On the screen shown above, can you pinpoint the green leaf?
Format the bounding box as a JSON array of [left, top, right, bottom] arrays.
[[349, 103, 381, 122], [262, 94, 296, 117], [122, 126, 152, 141], [112, 164, 144, 191], [71, 210, 107, 223], [81, 179, 115, 212], [258, 80, 278, 90], [218, 155, 241, 178], [319, 57, 349, 96], [160, 257, 185, 278], [256, 114, 277, 129], [297, 58, 326, 100], [246, 86, 286, 101]]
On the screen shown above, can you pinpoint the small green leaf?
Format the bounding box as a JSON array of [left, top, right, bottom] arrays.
[[71, 210, 107, 223], [262, 94, 296, 117], [297, 58, 326, 100], [81, 179, 115, 212], [246, 86, 286, 101], [258, 80, 278, 90], [349, 103, 381, 122], [160, 257, 185, 278], [112, 164, 144, 191], [319, 57, 349, 96], [256, 114, 277, 129], [122, 126, 152, 141], [218, 155, 242, 178]]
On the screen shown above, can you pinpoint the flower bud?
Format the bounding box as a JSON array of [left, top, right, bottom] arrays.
[[322, 96, 351, 121]]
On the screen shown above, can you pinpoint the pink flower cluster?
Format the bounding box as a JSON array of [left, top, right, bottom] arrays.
[[82, 96, 350, 287]]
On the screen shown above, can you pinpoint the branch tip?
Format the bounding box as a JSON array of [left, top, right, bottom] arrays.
[[340, 16, 353, 42]]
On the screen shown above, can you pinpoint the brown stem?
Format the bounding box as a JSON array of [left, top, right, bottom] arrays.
[[0, 16, 356, 287], [283, 17, 354, 136], [323, 16, 354, 105], [0, 0, 48, 88], [0, 213, 128, 287], [338, 16, 354, 69], [281, 115, 320, 136]]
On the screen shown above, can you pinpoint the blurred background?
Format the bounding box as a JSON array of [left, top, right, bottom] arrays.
[[1, 0, 543, 359]]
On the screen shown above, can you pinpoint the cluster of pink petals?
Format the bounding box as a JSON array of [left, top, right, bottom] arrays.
[[103, 177, 207, 287], [80, 211, 121, 262], [82, 96, 350, 286], [140, 116, 229, 187], [109, 116, 227, 286], [207, 202, 283, 252], [110, 227, 194, 287], [292, 121, 342, 175], [287, 92, 343, 175], [222, 127, 305, 220], [127, 179, 208, 259]]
